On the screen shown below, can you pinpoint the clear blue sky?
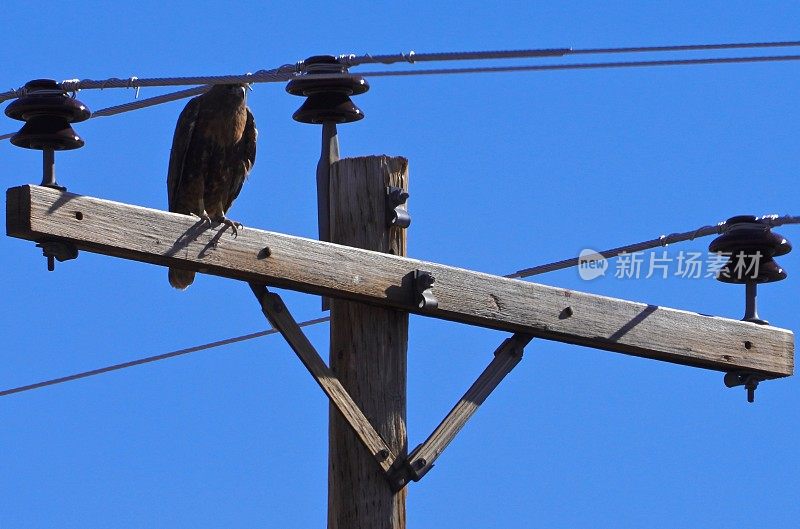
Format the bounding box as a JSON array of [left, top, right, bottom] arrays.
[[1, 2, 798, 527]]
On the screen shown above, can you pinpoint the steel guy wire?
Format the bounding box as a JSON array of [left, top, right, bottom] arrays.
[[2, 214, 798, 398]]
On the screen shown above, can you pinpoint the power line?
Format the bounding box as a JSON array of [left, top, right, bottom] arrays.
[[0, 64, 297, 103], [1, 39, 800, 104], [2, 214, 797, 397], [91, 85, 209, 118], [340, 39, 800, 67], [567, 39, 800, 56], [0, 316, 330, 397], [357, 54, 800, 79], [506, 214, 800, 278], [3, 52, 800, 141], [0, 85, 211, 141]]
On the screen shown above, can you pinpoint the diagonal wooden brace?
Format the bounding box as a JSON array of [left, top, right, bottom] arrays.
[[249, 283, 397, 473], [389, 333, 533, 491]]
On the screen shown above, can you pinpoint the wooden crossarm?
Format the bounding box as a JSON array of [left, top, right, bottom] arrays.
[[6, 185, 794, 378]]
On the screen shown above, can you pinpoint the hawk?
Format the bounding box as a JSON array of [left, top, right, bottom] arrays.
[[166, 83, 257, 289]]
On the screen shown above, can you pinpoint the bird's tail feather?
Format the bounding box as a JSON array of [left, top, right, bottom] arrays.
[[169, 268, 195, 290]]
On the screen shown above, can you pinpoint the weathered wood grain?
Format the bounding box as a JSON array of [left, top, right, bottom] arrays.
[[6, 184, 794, 378], [327, 156, 409, 529]]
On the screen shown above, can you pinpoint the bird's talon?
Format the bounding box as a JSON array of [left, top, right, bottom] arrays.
[[194, 212, 213, 228], [216, 218, 243, 238]]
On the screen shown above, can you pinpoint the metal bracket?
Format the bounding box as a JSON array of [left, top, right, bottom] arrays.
[[413, 269, 437, 309], [386, 186, 411, 228], [36, 240, 78, 271], [724, 371, 767, 403]]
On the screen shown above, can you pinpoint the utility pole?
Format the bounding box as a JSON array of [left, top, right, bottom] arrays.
[[328, 156, 409, 529], [2, 65, 797, 527]]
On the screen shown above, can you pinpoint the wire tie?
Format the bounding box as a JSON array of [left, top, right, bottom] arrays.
[[127, 76, 140, 98], [251, 69, 266, 82], [687, 226, 706, 240], [338, 54, 357, 67], [61, 79, 80, 93], [406, 50, 416, 63], [758, 213, 780, 226]]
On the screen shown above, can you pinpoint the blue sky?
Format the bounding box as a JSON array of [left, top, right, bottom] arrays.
[[1, 1, 799, 528]]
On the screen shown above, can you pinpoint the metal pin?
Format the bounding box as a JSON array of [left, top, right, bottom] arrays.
[[42, 148, 56, 187]]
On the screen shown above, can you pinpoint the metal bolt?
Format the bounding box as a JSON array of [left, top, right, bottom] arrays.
[[724, 371, 764, 403], [35, 240, 78, 272]]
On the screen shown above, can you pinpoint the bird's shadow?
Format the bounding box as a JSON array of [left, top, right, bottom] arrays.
[[607, 304, 659, 342], [198, 226, 231, 258], [165, 218, 234, 259], [46, 190, 76, 214]]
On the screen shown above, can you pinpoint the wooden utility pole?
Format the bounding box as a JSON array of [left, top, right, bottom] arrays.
[[327, 156, 409, 529]]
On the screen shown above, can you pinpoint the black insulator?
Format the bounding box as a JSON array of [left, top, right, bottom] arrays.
[[715, 258, 786, 285], [11, 116, 84, 150], [709, 215, 791, 284], [708, 215, 792, 325], [286, 56, 369, 124], [5, 79, 90, 150]]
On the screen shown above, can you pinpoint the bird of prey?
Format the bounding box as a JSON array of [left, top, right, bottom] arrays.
[[166, 83, 257, 289]]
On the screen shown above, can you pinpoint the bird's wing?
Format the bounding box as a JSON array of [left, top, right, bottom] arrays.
[[224, 107, 257, 212], [167, 95, 202, 212]]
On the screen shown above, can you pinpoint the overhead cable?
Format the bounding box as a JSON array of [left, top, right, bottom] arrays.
[[339, 39, 800, 67], [2, 39, 800, 103], [0, 316, 330, 397], [506, 214, 800, 278], [1, 51, 798, 140]]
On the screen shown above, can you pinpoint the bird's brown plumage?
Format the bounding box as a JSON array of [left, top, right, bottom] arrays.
[[167, 83, 257, 289]]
